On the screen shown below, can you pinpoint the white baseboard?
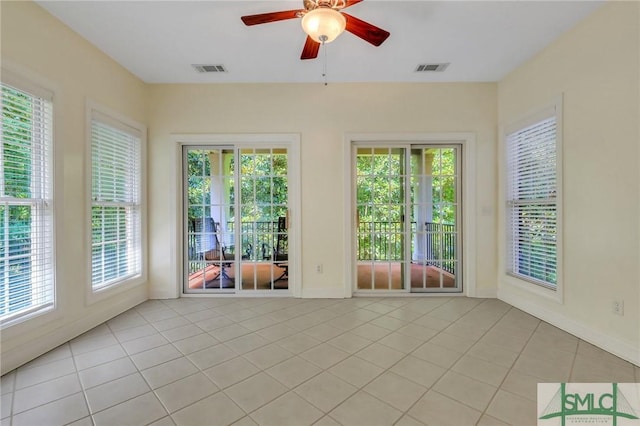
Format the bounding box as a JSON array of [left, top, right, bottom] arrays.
[[471, 287, 498, 298], [302, 287, 346, 299], [498, 288, 640, 367], [1, 295, 147, 374], [149, 289, 178, 299]]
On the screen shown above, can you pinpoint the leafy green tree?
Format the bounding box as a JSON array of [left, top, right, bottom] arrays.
[[1, 86, 35, 313], [431, 148, 456, 224], [356, 148, 457, 262]]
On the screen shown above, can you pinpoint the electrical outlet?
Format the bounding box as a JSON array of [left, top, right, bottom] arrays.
[[612, 300, 624, 316], [316, 264, 323, 273]]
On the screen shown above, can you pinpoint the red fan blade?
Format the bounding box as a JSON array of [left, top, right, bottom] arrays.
[[343, 12, 390, 46], [301, 36, 321, 60], [241, 10, 302, 26], [343, 0, 364, 9]]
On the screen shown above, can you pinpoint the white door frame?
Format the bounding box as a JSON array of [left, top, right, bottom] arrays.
[[171, 133, 302, 298], [343, 133, 477, 298]]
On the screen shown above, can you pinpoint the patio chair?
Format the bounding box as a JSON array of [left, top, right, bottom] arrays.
[[273, 216, 288, 282], [204, 220, 234, 281]]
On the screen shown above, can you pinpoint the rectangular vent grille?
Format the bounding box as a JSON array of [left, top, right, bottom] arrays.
[[192, 64, 227, 73], [415, 63, 450, 72]]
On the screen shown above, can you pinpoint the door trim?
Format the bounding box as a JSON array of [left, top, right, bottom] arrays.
[[343, 133, 477, 298], [171, 133, 302, 298]]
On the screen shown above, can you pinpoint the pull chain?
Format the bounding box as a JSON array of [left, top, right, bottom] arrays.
[[320, 35, 328, 86]]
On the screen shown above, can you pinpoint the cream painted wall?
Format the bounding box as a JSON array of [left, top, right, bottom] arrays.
[[1, 2, 148, 373], [4, 0, 636, 375], [497, 2, 640, 364], [146, 83, 498, 299], [2, 0, 635, 376]]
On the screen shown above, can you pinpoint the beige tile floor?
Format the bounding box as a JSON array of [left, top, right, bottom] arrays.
[[1, 297, 639, 426]]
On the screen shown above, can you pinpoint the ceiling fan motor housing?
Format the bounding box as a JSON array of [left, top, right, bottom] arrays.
[[301, 8, 347, 43], [304, 0, 347, 12]]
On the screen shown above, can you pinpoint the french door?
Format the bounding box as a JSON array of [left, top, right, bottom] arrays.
[[354, 144, 462, 293], [183, 146, 291, 294]]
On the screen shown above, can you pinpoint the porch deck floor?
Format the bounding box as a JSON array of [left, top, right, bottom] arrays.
[[188, 262, 288, 291], [188, 262, 455, 292], [357, 263, 456, 290]]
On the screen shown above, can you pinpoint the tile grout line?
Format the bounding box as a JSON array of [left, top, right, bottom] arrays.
[[475, 309, 544, 424], [566, 327, 581, 384], [166, 299, 336, 419], [115, 300, 250, 423], [306, 298, 460, 423], [321, 298, 492, 425], [184, 298, 536, 424], [10, 343, 94, 425], [167, 298, 428, 422], [5, 297, 634, 426], [85, 319, 159, 422], [1, 297, 454, 425], [68, 349, 94, 426], [146, 299, 349, 421], [6, 300, 232, 420], [216, 325, 370, 419], [391, 298, 514, 425], [7, 366, 17, 426]]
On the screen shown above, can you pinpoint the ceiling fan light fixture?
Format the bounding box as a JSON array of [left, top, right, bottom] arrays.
[[301, 8, 346, 43]]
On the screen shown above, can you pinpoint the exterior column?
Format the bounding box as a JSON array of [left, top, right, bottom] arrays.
[[413, 151, 434, 261], [208, 151, 228, 244]]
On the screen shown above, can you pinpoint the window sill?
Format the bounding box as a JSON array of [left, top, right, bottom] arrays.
[[86, 274, 147, 306], [501, 272, 563, 304], [1, 304, 56, 329]]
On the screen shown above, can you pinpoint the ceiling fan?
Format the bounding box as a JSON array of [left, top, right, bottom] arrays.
[[241, 0, 390, 60]]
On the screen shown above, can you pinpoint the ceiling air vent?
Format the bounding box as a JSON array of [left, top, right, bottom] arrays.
[[192, 64, 227, 73], [415, 63, 450, 73]]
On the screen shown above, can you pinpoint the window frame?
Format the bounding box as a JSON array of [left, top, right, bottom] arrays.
[[86, 101, 146, 303], [0, 71, 56, 328], [503, 97, 563, 301]]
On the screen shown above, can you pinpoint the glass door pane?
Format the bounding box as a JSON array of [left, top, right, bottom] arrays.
[[238, 148, 289, 291], [183, 146, 290, 293], [356, 147, 407, 290], [184, 148, 236, 293], [410, 146, 461, 292]]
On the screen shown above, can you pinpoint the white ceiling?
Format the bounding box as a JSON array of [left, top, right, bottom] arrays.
[[36, 1, 603, 84]]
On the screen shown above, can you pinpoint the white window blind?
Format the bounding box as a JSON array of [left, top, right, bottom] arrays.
[[506, 114, 558, 289], [0, 81, 54, 325], [91, 112, 141, 291]]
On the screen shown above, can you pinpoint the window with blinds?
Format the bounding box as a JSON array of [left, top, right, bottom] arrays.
[[0, 81, 55, 325], [506, 111, 560, 289], [91, 111, 142, 291]]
